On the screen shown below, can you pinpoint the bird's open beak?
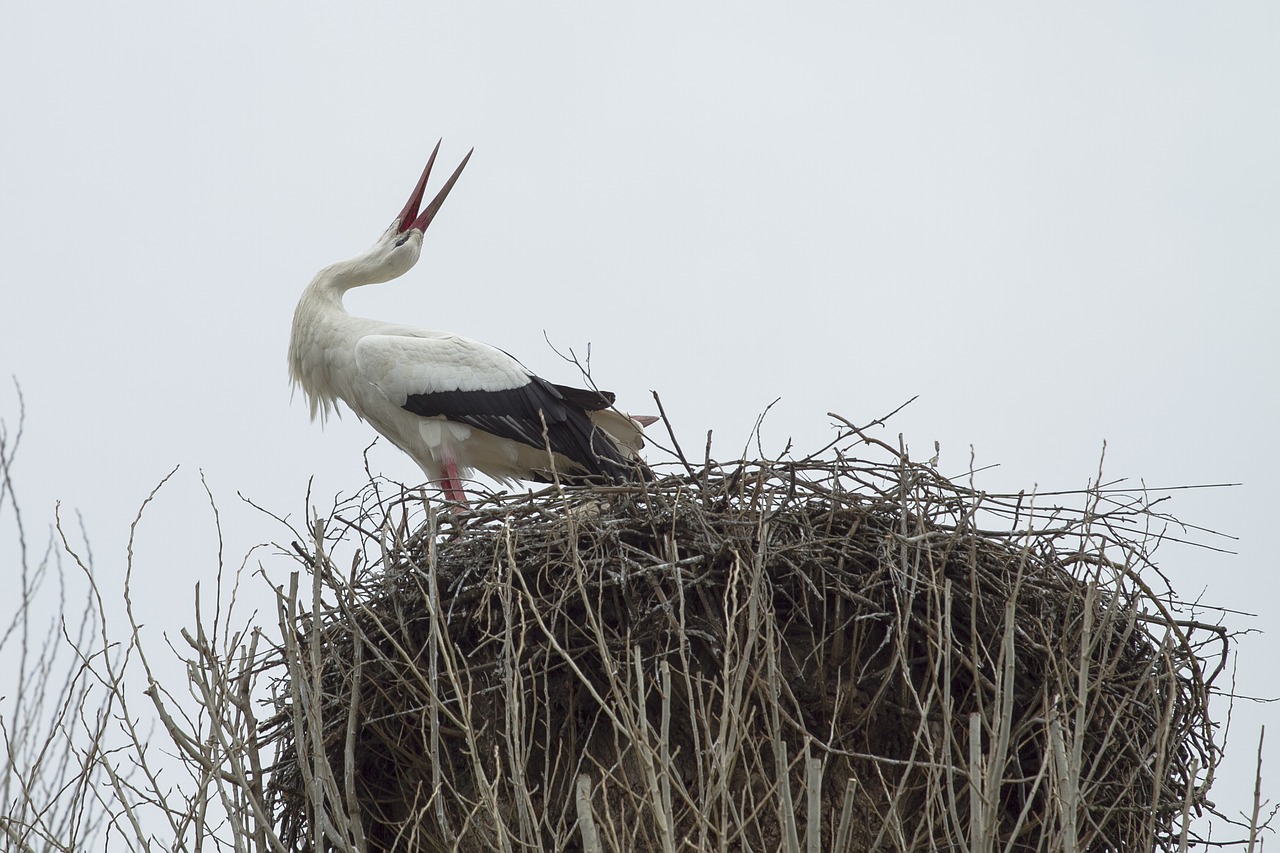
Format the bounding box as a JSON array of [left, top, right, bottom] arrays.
[[396, 141, 473, 234]]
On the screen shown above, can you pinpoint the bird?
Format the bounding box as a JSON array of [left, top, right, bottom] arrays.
[[288, 142, 654, 504]]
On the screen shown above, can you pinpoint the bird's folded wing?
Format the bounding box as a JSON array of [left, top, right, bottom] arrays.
[[354, 334, 618, 470], [354, 333, 531, 399]]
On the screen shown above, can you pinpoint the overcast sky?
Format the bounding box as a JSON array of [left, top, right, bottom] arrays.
[[2, 2, 1277, 839]]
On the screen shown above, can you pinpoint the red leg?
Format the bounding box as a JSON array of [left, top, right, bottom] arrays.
[[440, 452, 468, 507]]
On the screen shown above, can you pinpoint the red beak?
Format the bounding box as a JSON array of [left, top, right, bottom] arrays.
[[396, 140, 473, 234]]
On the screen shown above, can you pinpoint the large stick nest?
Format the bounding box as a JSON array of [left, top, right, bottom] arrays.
[[262, 428, 1226, 852]]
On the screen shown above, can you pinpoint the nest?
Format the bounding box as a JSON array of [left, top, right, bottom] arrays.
[[262, 428, 1225, 852]]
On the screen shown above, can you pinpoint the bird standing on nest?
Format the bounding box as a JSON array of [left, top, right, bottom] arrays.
[[288, 143, 654, 504]]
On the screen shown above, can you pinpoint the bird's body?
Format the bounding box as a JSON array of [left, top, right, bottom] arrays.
[[288, 145, 650, 501]]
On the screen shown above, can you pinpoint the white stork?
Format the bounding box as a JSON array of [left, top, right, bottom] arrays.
[[288, 143, 653, 503]]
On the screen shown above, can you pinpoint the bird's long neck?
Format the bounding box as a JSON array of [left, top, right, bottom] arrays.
[[288, 233, 421, 422], [288, 266, 372, 422]]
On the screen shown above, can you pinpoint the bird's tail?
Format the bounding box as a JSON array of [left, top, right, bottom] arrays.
[[589, 410, 652, 457], [586, 409, 657, 483]]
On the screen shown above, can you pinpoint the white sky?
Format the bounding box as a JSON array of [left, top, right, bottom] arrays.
[[2, 2, 1277, 840]]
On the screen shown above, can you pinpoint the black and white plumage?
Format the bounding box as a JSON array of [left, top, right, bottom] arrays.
[[288, 143, 653, 502]]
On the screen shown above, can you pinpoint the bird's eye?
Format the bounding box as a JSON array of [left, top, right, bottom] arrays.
[[394, 234, 411, 247]]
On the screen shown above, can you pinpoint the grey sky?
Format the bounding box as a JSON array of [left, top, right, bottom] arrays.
[[2, 2, 1277, 834]]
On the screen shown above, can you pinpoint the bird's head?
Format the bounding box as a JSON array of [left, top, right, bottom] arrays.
[[356, 142, 473, 284]]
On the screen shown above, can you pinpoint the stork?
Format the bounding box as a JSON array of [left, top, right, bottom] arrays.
[[288, 143, 653, 503]]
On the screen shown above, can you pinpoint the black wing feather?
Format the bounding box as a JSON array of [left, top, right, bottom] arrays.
[[403, 376, 635, 481], [550, 384, 615, 411]]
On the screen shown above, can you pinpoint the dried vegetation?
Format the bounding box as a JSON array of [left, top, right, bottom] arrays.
[[261, 420, 1229, 851], [1, 405, 1260, 851]]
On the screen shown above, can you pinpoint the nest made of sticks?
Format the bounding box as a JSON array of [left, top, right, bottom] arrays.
[[261, 430, 1226, 852]]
